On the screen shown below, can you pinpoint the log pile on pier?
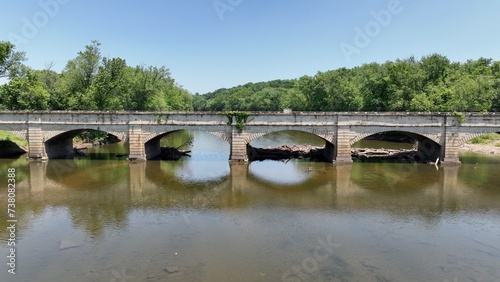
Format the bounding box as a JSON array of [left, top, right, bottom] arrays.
[[351, 148, 425, 162], [248, 145, 430, 163]]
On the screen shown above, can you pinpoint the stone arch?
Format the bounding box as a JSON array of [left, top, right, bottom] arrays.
[[244, 129, 336, 163], [44, 128, 124, 159], [350, 129, 440, 146], [458, 131, 500, 146], [0, 129, 27, 141], [142, 129, 231, 160], [44, 129, 125, 142], [245, 128, 335, 145], [143, 130, 230, 144], [351, 129, 443, 162]]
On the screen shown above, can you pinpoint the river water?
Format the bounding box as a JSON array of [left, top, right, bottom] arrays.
[[1, 131, 500, 282]]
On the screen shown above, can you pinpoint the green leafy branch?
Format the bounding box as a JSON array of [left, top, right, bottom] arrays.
[[452, 111, 465, 124], [222, 111, 249, 131]]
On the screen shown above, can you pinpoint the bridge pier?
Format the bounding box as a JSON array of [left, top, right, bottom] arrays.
[[323, 141, 335, 163], [334, 127, 353, 164], [128, 126, 146, 161], [229, 130, 249, 162], [45, 137, 74, 159], [441, 126, 462, 165], [27, 127, 47, 160]]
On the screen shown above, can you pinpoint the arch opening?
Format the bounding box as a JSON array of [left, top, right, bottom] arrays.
[[0, 130, 28, 158], [247, 130, 335, 162], [144, 130, 230, 161], [45, 129, 122, 159], [459, 132, 500, 164], [352, 131, 441, 163]]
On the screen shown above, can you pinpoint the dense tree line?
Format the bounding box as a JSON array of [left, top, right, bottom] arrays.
[[1, 40, 499, 113], [195, 55, 500, 112], [0, 40, 193, 111]]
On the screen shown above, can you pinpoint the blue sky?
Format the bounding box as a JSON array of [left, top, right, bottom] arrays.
[[2, 0, 500, 94]]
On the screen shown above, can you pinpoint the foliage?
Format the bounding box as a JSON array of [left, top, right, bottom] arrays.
[[467, 133, 500, 144], [0, 41, 26, 79], [222, 111, 249, 131], [0, 130, 28, 148], [1, 40, 499, 115], [0, 70, 50, 110], [197, 54, 500, 113], [0, 40, 193, 112], [452, 111, 465, 124]]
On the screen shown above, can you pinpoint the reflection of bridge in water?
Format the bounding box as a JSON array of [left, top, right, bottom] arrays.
[[22, 161, 490, 211], [4, 160, 497, 238], [1, 111, 500, 164]]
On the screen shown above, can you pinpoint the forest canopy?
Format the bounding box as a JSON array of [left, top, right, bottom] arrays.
[[1, 40, 499, 112]]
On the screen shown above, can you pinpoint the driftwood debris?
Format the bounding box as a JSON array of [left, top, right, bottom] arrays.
[[247, 144, 326, 161], [351, 148, 425, 162], [159, 147, 191, 160]]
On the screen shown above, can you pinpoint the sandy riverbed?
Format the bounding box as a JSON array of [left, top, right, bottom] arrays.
[[460, 141, 500, 156]]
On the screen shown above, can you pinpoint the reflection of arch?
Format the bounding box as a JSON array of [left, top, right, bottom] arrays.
[[246, 129, 335, 145], [458, 131, 500, 146]]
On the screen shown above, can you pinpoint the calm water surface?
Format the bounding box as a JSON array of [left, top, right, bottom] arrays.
[[1, 131, 500, 282]]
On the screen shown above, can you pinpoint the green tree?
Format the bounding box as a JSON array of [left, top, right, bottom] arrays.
[[0, 41, 26, 79], [0, 70, 50, 110], [60, 40, 102, 109], [90, 57, 129, 110]]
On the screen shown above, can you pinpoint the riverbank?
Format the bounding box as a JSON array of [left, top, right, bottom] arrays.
[[460, 142, 500, 155]]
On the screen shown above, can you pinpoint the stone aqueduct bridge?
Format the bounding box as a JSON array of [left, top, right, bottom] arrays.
[[1, 111, 499, 164]]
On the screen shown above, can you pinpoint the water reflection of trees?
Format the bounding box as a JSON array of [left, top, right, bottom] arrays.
[[5, 159, 500, 242], [42, 160, 130, 239], [349, 163, 440, 194]]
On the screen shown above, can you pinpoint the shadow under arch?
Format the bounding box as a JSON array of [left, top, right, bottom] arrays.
[[247, 129, 335, 162], [143, 129, 230, 160], [0, 129, 28, 157], [352, 130, 442, 162], [45, 129, 122, 159]]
